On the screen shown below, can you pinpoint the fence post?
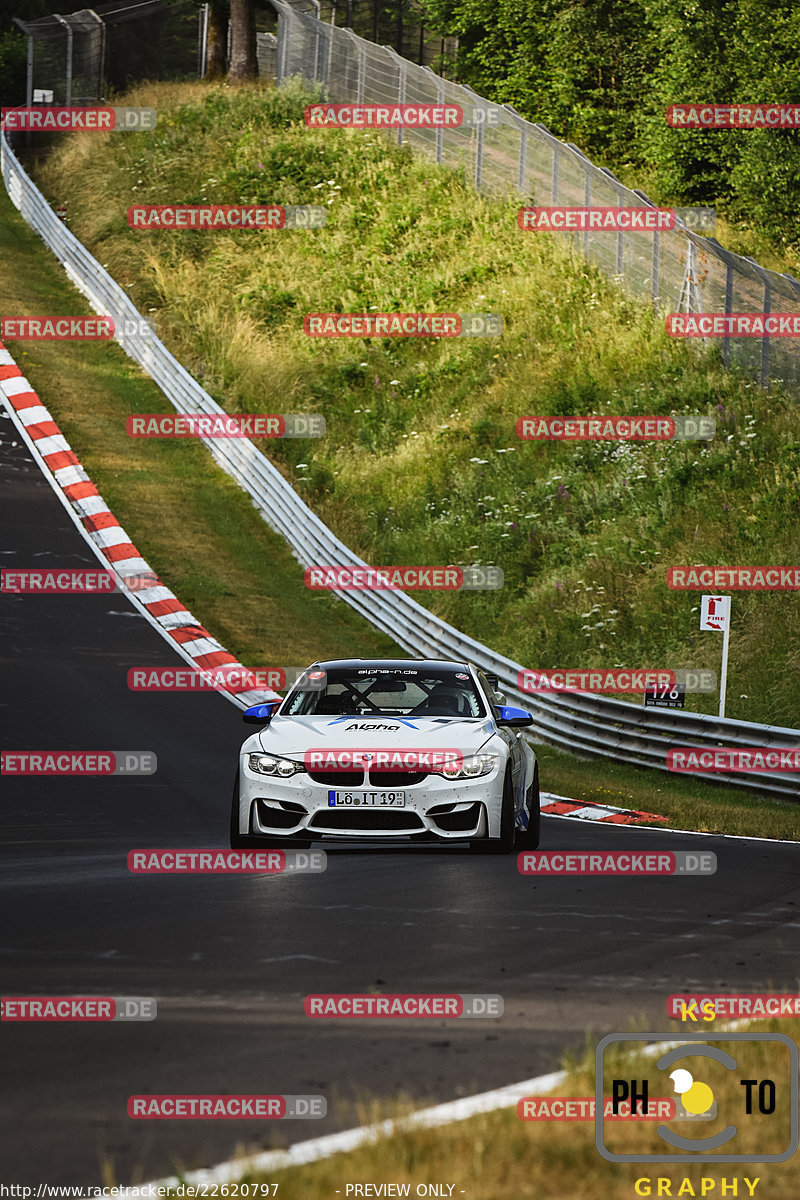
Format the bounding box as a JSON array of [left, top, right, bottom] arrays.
[[397, 59, 406, 147], [517, 126, 527, 194], [760, 276, 771, 388], [436, 76, 444, 164], [474, 117, 483, 190], [25, 33, 33, 107], [197, 3, 208, 79], [551, 142, 559, 204], [86, 10, 106, 100], [358, 42, 365, 103], [600, 167, 624, 276], [53, 14, 73, 105], [501, 105, 528, 197], [633, 188, 660, 308], [564, 143, 594, 260], [722, 262, 734, 367], [327, 24, 335, 84], [281, 14, 290, 83], [582, 167, 591, 260]]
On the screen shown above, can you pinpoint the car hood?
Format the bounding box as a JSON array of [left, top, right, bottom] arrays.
[[256, 714, 497, 757]]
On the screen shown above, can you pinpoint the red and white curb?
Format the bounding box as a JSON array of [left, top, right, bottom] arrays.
[[541, 791, 668, 825], [0, 341, 280, 710]]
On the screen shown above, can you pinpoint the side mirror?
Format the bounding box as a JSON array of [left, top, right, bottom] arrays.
[[243, 701, 280, 725], [495, 704, 534, 728]]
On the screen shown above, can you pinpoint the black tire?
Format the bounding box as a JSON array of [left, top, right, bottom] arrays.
[[230, 770, 257, 848], [516, 764, 541, 850], [230, 772, 312, 849], [471, 772, 516, 855]]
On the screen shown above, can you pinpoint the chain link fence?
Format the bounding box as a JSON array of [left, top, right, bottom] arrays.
[[14, 0, 201, 106], [270, 0, 800, 393]]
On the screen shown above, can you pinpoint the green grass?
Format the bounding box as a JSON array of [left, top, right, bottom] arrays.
[[3, 78, 799, 839], [27, 77, 800, 732], [161, 1019, 800, 1200], [534, 743, 800, 840], [0, 175, 400, 669]]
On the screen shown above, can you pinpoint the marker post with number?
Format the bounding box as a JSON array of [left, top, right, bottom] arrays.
[[700, 595, 731, 718]]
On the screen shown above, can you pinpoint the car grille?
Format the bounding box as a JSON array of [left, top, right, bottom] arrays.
[[310, 809, 425, 832], [307, 770, 364, 786], [367, 770, 427, 787], [308, 769, 427, 787]]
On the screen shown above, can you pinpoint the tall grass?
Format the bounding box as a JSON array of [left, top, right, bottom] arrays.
[[36, 78, 800, 727]]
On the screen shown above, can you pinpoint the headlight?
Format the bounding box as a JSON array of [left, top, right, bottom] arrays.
[[248, 753, 304, 777], [434, 754, 497, 780]]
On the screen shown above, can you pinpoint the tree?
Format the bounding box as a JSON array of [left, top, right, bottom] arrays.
[[228, 0, 257, 80], [206, 0, 229, 78]]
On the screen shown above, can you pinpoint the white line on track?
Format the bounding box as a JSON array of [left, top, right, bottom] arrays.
[[116, 1023, 761, 1195], [117, 1068, 567, 1195]]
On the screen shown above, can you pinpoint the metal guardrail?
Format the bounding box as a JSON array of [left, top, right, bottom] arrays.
[[268, 0, 800, 394], [3, 132, 799, 801]]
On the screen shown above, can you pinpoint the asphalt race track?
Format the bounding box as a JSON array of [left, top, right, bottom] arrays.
[[2, 422, 799, 1185]]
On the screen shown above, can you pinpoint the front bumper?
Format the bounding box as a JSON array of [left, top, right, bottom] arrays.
[[236, 757, 505, 840]]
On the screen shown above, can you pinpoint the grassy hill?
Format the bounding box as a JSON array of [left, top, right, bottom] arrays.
[[24, 76, 800, 729]]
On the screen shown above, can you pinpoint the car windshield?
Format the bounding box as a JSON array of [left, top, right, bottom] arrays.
[[281, 666, 487, 718]]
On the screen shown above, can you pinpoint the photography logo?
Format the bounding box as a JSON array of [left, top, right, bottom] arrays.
[[595, 1032, 798, 1163]]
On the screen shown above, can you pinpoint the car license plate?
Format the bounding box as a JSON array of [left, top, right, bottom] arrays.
[[328, 790, 406, 807]]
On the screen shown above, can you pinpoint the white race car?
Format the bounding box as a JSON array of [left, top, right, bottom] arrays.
[[230, 658, 540, 853]]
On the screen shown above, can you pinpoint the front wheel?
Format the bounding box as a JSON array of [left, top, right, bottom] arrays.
[[516, 765, 541, 850], [471, 772, 516, 855], [230, 771, 259, 847]]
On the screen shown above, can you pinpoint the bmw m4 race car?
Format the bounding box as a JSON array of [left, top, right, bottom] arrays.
[[230, 658, 540, 853]]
